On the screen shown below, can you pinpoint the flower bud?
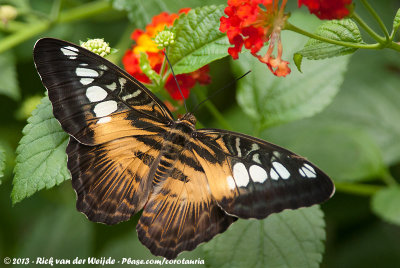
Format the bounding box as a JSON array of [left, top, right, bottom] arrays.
[[0, 5, 17, 24], [81, 39, 111, 57], [154, 30, 175, 49]]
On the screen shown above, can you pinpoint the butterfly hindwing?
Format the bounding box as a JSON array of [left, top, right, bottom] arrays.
[[33, 38, 173, 145], [67, 134, 164, 224], [136, 149, 237, 259], [192, 129, 335, 219]]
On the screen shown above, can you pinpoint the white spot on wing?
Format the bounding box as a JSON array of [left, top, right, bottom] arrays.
[[97, 117, 111, 124], [61, 47, 78, 56], [76, 68, 98, 77], [80, 78, 94, 85], [93, 101, 117, 117], [226, 176, 236, 190], [106, 82, 117, 91], [272, 162, 290, 179], [301, 164, 317, 178], [86, 86, 107, 102], [233, 162, 249, 187], [64, 46, 78, 52], [249, 165, 268, 183], [304, 163, 316, 175], [119, 77, 127, 87], [122, 90, 141, 101], [270, 169, 279, 180], [235, 137, 241, 157], [253, 153, 261, 164], [273, 151, 281, 158], [299, 168, 306, 177]]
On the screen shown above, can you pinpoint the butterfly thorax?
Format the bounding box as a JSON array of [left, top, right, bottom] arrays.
[[151, 113, 197, 185]]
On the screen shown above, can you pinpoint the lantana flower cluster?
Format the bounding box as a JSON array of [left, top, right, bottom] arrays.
[[220, 0, 353, 77], [122, 9, 211, 100]]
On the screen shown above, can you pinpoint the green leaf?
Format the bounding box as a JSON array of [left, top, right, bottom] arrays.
[[0, 146, 5, 182], [110, 0, 170, 28], [169, 5, 230, 75], [235, 12, 350, 129], [235, 49, 349, 129], [295, 19, 362, 64], [101, 229, 206, 267], [12, 95, 70, 205], [372, 186, 400, 226], [393, 8, 400, 36], [203, 206, 325, 268], [319, 50, 400, 165], [264, 121, 385, 182], [0, 50, 20, 100], [17, 205, 93, 258]]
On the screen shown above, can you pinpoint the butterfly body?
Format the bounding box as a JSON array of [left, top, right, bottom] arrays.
[[33, 38, 334, 259]]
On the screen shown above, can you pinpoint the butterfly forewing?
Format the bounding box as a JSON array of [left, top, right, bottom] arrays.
[[33, 38, 173, 145], [192, 129, 335, 219]]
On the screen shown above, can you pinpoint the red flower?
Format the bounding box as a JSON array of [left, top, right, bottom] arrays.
[[220, 0, 291, 77], [298, 0, 353, 20], [122, 9, 211, 100]]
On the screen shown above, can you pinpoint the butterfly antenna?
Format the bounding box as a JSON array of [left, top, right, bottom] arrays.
[[192, 70, 251, 114], [163, 50, 188, 113]]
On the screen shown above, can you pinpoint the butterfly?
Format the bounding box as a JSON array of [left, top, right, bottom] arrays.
[[33, 38, 335, 259]]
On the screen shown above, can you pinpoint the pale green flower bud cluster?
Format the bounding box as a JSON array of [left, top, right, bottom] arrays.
[[81, 39, 111, 57], [0, 5, 18, 23], [154, 30, 175, 49]]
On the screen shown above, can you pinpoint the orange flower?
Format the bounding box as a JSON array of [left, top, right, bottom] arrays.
[[122, 9, 210, 100], [220, 0, 290, 77], [299, 0, 353, 20]]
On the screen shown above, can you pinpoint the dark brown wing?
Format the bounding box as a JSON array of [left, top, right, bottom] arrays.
[[191, 129, 335, 219], [33, 38, 177, 225], [33, 38, 173, 145], [67, 134, 164, 225], [136, 149, 236, 259]]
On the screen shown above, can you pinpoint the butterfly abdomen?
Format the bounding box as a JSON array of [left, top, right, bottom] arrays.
[[151, 116, 197, 185]]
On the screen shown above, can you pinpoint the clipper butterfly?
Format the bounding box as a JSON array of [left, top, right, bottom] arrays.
[[33, 38, 335, 259]]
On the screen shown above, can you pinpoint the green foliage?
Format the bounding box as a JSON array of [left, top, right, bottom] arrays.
[[0, 50, 20, 100], [393, 8, 400, 36], [235, 13, 350, 129], [266, 122, 384, 183], [0, 146, 4, 182], [101, 229, 205, 267], [294, 19, 362, 70], [110, 0, 170, 28], [12, 95, 70, 205], [169, 5, 230, 74], [17, 205, 93, 259], [372, 186, 400, 226], [203, 206, 325, 268]]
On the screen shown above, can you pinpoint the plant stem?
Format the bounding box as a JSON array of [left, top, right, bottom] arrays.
[[381, 169, 398, 186], [388, 41, 400, 51], [285, 21, 381, 50], [0, 1, 112, 54], [0, 21, 26, 32], [351, 12, 384, 43], [159, 49, 168, 86], [194, 89, 233, 131], [360, 0, 390, 41], [335, 182, 382, 196]]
